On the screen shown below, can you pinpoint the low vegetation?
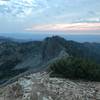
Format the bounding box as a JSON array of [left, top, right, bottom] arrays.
[[49, 57, 100, 81]]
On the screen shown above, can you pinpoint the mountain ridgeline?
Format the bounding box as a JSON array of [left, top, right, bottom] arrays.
[[0, 36, 100, 83]]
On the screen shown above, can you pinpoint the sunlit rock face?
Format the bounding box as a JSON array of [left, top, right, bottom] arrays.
[[0, 72, 100, 100]]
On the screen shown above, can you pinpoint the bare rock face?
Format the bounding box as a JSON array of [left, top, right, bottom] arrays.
[[0, 72, 100, 100], [4, 83, 23, 100], [95, 84, 100, 100]]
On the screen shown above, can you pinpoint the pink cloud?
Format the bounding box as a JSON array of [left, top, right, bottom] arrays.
[[26, 23, 100, 32]]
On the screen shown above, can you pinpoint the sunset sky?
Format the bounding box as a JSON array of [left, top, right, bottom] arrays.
[[0, 0, 100, 35]]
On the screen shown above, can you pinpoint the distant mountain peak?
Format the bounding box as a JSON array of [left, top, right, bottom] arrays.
[[41, 36, 68, 60], [44, 35, 66, 42]]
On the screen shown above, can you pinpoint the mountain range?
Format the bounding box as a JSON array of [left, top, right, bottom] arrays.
[[0, 36, 100, 84]]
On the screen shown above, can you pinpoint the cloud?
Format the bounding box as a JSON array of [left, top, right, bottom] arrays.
[[0, 0, 46, 17], [88, 11, 96, 16], [76, 17, 100, 23], [0, 0, 10, 1], [0, 0, 100, 34], [26, 23, 100, 32]]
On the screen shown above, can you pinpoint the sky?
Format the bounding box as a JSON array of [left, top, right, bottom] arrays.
[[0, 0, 100, 37]]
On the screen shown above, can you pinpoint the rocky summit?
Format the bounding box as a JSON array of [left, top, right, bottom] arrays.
[[0, 72, 100, 100]]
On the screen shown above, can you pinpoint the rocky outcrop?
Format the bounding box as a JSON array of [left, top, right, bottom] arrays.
[[1, 72, 100, 100]]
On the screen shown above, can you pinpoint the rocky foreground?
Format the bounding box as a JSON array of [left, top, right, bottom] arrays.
[[0, 72, 100, 100]]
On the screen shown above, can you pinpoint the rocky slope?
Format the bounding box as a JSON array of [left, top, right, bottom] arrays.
[[0, 72, 100, 100]]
